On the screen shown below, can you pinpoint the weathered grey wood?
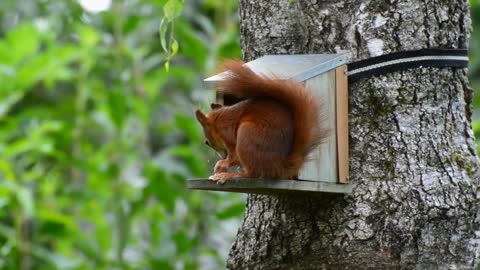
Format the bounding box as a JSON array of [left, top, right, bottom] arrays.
[[204, 54, 347, 88], [228, 0, 480, 269], [188, 179, 352, 195], [299, 70, 337, 182]]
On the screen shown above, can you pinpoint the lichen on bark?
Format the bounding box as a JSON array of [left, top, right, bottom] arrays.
[[228, 0, 480, 269]]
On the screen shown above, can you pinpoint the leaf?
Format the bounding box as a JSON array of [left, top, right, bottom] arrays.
[[175, 19, 208, 67], [159, 19, 169, 53], [15, 45, 78, 90], [164, 60, 170, 71], [171, 39, 179, 56], [0, 159, 16, 182], [163, 0, 184, 22], [172, 230, 197, 254], [143, 164, 177, 211], [77, 25, 100, 48], [38, 209, 76, 236], [123, 15, 141, 34], [0, 93, 25, 117], [107, 90, 129, 129], [6, 23, 40, 64]]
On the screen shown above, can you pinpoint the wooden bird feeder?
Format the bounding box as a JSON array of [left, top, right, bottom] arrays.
[[188, 54, 351, 195]]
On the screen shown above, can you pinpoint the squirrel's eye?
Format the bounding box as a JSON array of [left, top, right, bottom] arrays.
[[205, 140, 210, 146]]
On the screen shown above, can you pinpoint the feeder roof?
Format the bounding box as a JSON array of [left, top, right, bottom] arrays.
[[204, 54, 348, 88]]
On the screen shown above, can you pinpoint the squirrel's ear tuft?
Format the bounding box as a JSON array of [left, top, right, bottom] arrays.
[[210, 103, 223, 110], [195, 109, 207, 124]]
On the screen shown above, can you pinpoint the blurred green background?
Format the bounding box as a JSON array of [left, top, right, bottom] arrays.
[[0, 0, 479, 269]]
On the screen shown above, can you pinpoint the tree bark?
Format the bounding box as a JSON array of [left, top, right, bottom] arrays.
[[227, 0, 480, 269]]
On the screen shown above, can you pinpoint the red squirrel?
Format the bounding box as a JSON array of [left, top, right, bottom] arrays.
[[195, 60, 327, 184]]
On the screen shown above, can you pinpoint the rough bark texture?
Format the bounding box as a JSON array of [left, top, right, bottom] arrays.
[[227, 0, 480, 269]]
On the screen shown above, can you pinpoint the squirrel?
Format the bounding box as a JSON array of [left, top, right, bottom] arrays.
[[195, 60, 327, 184]]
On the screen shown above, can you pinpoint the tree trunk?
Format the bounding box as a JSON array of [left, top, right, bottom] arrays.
[[227, 0, 480, 269]]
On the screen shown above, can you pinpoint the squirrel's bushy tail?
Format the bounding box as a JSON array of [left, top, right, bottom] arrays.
[[217, 60, 328, 177]]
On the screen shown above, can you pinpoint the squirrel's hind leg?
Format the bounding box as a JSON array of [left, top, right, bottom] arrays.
[[235, 121, 289, 179]]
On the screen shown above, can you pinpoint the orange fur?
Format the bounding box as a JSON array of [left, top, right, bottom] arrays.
[[195, 60, 328, 183]]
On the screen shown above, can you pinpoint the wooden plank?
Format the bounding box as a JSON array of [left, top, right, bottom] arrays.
[[299, 71, 337, 182], [335, 65, 349, 184], [187, 178, 352, 195]]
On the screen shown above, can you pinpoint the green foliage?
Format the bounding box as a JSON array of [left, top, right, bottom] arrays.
[[0, 0, 242, 269]]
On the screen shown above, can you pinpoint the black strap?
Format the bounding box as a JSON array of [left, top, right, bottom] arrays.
[[346, 48, 468, 83]]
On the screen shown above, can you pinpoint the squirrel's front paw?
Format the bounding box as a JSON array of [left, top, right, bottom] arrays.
[[209, 173, 230, 184], [214, 160, 229, 173]]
